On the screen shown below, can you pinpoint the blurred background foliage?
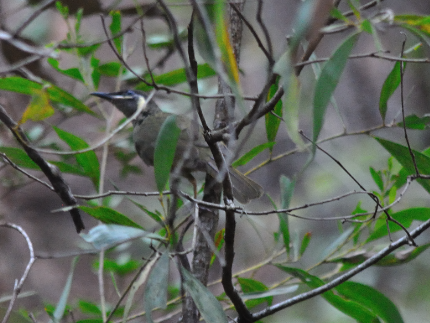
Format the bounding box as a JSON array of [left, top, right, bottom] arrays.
[[1, 0, 430, 322]]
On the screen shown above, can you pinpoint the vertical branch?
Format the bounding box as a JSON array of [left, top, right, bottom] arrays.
[[256, 0, 273, 64], [216, 2, 253, 322], [188, 12, 221, 286], [156, 0, 209, 131]]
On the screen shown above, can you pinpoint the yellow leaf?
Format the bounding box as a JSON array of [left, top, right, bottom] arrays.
[[20, 89, 55, 124], [218, 21, 240, 84]]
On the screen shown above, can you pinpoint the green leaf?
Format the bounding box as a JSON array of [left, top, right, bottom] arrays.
[[374, 137, 430, 193], [98, 62, 122, 77], [77, 44, 101, 57], [79, 206, 143, 229], [336, 282, 404, 323], [135, 64, 216, 92], [369, 167, 384, 191], [0, 77, 95, 116], [47, 58, 84, 82], [265, 77, 283, 147], [284, 73, 304, 148], [279, 175, 294, 255], [122, 256, 157, 323], [237, 277, 272, 308], [145, 252, 169, 323], [278, 213, 291, 255], [367, 208, 430, 242], [232, 142, 275, 167], [347, 0, 361, 19], [74, 319, 103, 323], [377, 243, 430, 266], [318, 227, 354, 263], [78, 300, 102, 315], [361, 19, 373, 34], [180, 267, 228, 323], [110, 11, 122, 53], [330, 7, 349, 22], [379, 61, 402, 121], [101, 258, 140, 276], [333, 243, 430, 268], [299, 232, 312, 256], [90, 55, 101, 89], [129, 199, 163, 224], [0, 147, 87, 177], [74, 8, 83, 34], [54, 126, 100, 191], [313, 33, 359, 143], [0, 147, 39, 169], [273, 51, 292, 122], [397, 114, 430, 130], [52, 257, 79, 322], [154, 115, 181, 193], [280, 175, 294, 209], [276, 265, 380, 323], [80, 224, 163, 250], [56, 1, 69, 18]]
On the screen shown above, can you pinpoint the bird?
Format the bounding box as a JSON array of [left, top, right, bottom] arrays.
[[91, 90, 263, 203]]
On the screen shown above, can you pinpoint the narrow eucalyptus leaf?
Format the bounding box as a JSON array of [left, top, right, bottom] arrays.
[[145, 253, 169, 322], [154, 115, 181, 193], [181, 267, 228, 323]]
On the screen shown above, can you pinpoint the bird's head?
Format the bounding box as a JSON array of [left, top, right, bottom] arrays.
[[91, 90, 157, 118]]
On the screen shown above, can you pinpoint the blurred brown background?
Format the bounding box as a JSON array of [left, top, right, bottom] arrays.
[[1, 0, 430, 322]]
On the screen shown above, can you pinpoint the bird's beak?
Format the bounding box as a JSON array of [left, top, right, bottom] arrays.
[[91, 92, 135, 101], [91, 92, 113, 100]]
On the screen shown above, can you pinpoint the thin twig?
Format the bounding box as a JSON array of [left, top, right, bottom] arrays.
[[34, 91, 155, 155], [74, 189, 168, 200], [104, 253, 156, 323], [100, 15, 154, 88], [296, 51, 430, 68], [399, 33, 419, 175], [0, 105, 85, 232], [0, 55, 44, 75], [256, 0, 273, 64], [0, 153, 54, 191], [300, 130, 416, 246], [140, 19, 156, 86], [250, 213, 427, 321], [0, 222, 36, 323], [0, 30, 57, 58], [12, 0, 56, 37], [230, 3, 273, 64]]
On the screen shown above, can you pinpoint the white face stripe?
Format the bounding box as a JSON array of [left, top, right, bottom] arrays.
[[110, 95, 134, 100], [136, 95, 147, 110]]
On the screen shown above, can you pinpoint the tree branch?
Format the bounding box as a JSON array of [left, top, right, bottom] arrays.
[[0, 105, 85, 232]]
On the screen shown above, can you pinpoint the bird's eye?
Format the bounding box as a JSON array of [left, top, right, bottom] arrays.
[[126, 90, 135, 96]]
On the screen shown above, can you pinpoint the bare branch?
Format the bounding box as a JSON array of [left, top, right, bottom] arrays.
[[0, 153, 54, 191], [12, 0, 56, 37], [0, 105, 85, 232], [0, 222, 36, 323], [250, 215, 428, 321]]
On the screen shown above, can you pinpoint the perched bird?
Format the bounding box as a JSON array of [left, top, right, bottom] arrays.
[[91, 90, 263, 203]]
